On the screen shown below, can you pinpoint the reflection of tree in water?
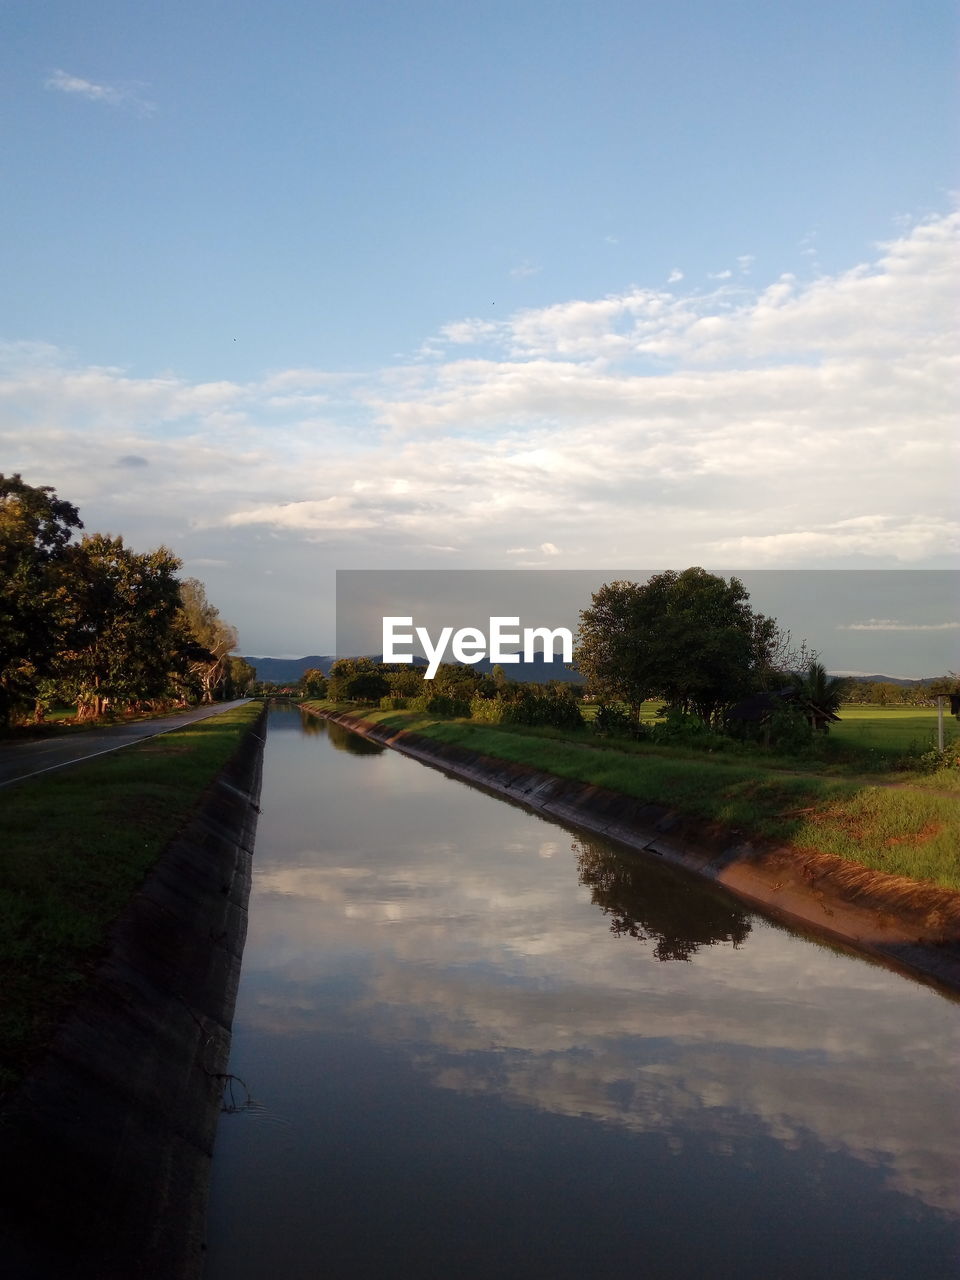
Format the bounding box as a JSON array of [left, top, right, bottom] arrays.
[[575, 836, 751, 961], [322, 719, 386, 755], [298, 709, 328, 736]]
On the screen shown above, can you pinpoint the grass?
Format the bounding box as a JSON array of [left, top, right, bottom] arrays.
[[307, 701, 960, 895], [1, 702, 203, 742], [831, 705, 958, 753], [0, 701, 262, 1099]]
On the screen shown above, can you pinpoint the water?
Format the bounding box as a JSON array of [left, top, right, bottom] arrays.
[[203, 707, 960, 1278]]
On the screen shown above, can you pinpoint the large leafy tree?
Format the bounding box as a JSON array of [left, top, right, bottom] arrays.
[[575, 568, 782, 724], [54, 534, 187, 718], [1, 475, 244, 726], [0, 474, 82, 726], [573, 575, 674, 717], [327, 656, 379, 701], [652, 568, 758, 721]]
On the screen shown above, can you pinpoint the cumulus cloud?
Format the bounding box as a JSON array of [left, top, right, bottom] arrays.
[[1, 208, 956, 649]]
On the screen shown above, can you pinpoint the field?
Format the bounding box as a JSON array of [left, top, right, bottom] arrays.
[[831, 706, 958, 753], [580, 700, 958, 764]]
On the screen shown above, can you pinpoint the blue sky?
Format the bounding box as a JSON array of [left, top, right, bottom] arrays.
[[2, 1, 957, 666]]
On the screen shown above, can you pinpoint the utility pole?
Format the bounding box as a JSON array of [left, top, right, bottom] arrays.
[[937, 695, 945, 751]]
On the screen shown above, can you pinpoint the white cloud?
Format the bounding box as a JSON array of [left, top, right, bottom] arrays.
[[45, 69, 155, 115], [1, 208, 956, 649], [438, 319, 501, 346], [509, 260, 541, 278], [667, 269, 684, 283]]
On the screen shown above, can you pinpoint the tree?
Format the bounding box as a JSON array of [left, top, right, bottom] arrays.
[[327, 656, 379, 701], [53, 534, 186, 718], [300, 667, 328, 699], [343, 671, 390, 702], [795, 661, 845, 732], [178, 578, 238, 703], [574, 576, 673, 717], [385, 665, 424, 697], [0, 474, 82, 726], [651, 568, 758, 721], [224, 656, 256, 699], [575, 568, 779, 724]]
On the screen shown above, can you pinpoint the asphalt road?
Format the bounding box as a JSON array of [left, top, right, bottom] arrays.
[[0, 700, 256, 790]]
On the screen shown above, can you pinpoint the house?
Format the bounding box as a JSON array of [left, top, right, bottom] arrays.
[[726, 686, 841, 736]]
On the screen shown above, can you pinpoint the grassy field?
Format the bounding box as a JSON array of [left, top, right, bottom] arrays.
[[0, 701, 261, 1099], [831, 705, 958, 753], [307, 701, 960, 895]]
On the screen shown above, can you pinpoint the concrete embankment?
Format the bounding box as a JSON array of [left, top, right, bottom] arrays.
[[0, 707, 266, 1280], [313, 708, 960, 998]]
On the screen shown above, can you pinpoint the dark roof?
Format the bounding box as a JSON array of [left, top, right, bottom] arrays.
[[726, 687, 840, 723], [726, 688, 795, 722]]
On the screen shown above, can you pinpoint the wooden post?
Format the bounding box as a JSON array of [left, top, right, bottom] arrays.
[[937, 695, 945, 751]]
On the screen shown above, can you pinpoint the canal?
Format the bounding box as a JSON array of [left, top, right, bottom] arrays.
[[202, 706, 959, 1278]]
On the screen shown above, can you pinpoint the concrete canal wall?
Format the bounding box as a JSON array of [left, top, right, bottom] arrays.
[[0, 707, 266, 1280], [313, 707, 960, 998]]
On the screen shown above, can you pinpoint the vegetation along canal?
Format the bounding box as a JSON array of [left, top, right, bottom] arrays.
[[202, 705, 959, 1279]]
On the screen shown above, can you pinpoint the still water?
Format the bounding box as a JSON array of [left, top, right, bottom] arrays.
[[203, 707, 959, 1278]]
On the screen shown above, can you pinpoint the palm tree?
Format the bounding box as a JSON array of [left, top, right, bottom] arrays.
[[797, 661, 845, 733]]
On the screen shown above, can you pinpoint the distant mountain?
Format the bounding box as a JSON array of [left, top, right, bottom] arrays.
[[467, 653, 583, 683], [834, 673, 949, 688], [242, 652, 582, 685], [242, 655, 335, 683]]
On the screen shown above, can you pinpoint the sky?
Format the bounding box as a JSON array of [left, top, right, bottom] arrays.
[[1, 1, 957, 670]]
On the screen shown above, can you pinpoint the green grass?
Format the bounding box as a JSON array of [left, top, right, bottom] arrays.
[[0, 701, 262, 1099], [308, 702, 960, 894], [832, 705, 958, 753]]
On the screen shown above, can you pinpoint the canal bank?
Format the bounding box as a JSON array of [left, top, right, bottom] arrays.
[[310, 707, 960, 996], [0, 706, 266, 1280]]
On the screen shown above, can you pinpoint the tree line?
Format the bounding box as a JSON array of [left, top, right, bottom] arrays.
[[307, 569, 851, 748], [0, 474, 253, 729], [840, 678, 957, 707]]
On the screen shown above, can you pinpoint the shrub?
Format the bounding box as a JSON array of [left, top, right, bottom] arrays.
[[649, 707, 728, 750], [916, 745, 960, 773], [410, 692, 472, 717], [471, 689, 586, 730], [379, 696, 408, 710], [592, 702, 647, 739]]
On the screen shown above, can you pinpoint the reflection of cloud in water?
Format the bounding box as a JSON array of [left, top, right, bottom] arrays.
[[244, 818, 960, 1217]]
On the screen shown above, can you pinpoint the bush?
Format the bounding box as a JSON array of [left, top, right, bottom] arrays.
[[410, 692, 472, 717], [649, 707, 728, 750], [471, 689, 585, 730], [916, 745, 960, 773], [469, 694, 504, 723], [379, 696, 408, 710], [592, 703, 647, 739]]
